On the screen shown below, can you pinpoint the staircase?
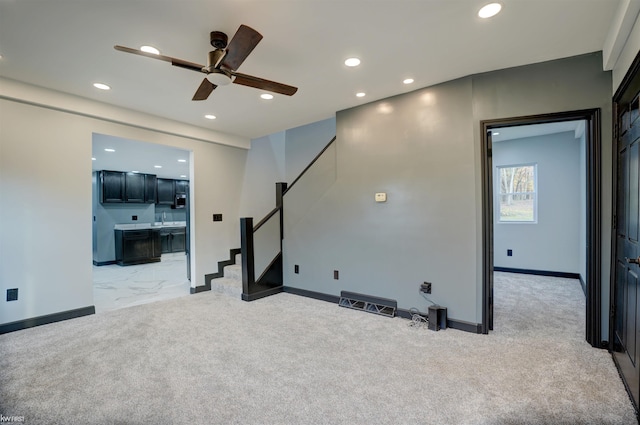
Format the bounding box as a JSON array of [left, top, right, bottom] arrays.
[[210, 252, 243, 298]]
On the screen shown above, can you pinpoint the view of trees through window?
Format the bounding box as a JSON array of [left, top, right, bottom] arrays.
[[498, 164, 536, 222]]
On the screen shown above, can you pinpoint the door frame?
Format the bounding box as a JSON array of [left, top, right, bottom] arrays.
[[480, 109, 602, 347]]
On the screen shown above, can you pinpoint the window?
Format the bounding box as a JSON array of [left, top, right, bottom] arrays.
[[496, 164, 537, 222]]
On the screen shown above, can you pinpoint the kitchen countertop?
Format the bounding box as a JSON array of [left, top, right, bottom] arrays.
[[114, 221, 186, 230]]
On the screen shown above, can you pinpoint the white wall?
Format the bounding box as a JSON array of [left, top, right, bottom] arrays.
[[284, 118, 336, 183], [239, 118, 336, 223], [0, 82, 249, 325], [239, 132, 286, 221], [493, 132, 582, 273]]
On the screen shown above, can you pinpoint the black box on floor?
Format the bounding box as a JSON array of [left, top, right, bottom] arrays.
[[428, 305, 447, 331]]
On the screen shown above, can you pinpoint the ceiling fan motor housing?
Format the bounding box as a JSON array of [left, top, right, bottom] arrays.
[[210, 31, 228, 49]]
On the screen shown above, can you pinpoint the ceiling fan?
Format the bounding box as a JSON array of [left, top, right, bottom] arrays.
[[114, 24, 298, 101]]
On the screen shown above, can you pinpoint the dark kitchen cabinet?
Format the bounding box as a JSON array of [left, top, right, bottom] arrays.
[[101, 170, 157, 204], [157, 178, 189, 207], [157, 178, 175, 205], [159, 227, 186, 253], [125, 172, 145, 203], [175, 180, 188, 195], [144, 174, 157, 203], [100, 171, 125, 203], [114, 229, 161, 266]]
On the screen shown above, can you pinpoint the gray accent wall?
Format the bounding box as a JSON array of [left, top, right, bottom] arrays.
[[493, 131, 582, 273], [283, 52, 612, 333]]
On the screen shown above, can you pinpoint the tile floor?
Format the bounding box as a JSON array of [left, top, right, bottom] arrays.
[[92, 253, 191, 313]]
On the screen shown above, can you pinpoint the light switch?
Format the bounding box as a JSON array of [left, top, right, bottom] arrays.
[[375, 192, 387, 203]]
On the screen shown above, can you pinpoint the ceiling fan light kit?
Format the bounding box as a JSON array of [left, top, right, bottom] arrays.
[[115, 24, 298, 101], [206, 69, 233, 86]]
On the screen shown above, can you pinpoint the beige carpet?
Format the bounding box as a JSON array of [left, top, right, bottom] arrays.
[[0, 272, 636, 424]]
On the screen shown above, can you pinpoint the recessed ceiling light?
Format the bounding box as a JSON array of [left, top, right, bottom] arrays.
[[344, 57, 361, 67], [204, 114, 216, 120], [178, 159, 187, 163], [478, 3, 502, 18], [403, 78, 414, 85], [91, 157, 96, 161], [131, 170, 139, 173], [93, 83, 111, 90], [180, 175, 187, 178], [261, 93, 274, 100], [104, 148, 115, 152], [154, 165, 162, 168], [356, 92, 366, 98], [140, 45, 160, 55]]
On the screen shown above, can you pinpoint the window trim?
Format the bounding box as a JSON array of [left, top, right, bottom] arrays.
[[495, 163, 538, 224]]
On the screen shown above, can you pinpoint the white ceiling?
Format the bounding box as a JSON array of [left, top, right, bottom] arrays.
[[92, 133, 190, 179], [0, 0, 625, 141]]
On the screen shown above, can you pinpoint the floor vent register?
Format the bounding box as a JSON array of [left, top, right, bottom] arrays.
[[338, 291, 396, 318]]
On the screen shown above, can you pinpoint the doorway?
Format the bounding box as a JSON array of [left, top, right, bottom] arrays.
[[91, 133, 192, 312], [481, 109, 602, 347]]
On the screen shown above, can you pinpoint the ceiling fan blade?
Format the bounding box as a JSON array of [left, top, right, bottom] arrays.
[[114, 45, 205, 73], [232, 72, 298, 96], [219, 25, 263, 71], [192, 78, 216, 101]]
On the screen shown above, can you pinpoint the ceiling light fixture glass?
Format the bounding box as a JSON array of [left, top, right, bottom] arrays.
[[104, 148, 115, 152], [93, 83, 111, 90], [478, 3, 502, 18], [356, 92, 366, 98], [178, 159, 187, 163], [403, 78, 414, 84], [180, 175, 187, 178], [204, 114, 216, 120], [154, 165, 162, 168], [344, 57, 361, 67], [261, 93, 274, 100], [140, 45, 160, 55]]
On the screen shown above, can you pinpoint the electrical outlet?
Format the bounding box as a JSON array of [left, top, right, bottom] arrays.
[[132, 215, 138, 221], [213, 214, 223, 222], [334, 270, 339, 280], [507, 249, 513, 257], [421, 282, 432, 294], [7, 288, 18, 302], [294, 265, 299, 274]]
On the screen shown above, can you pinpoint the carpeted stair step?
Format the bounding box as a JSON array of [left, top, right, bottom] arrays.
[[210, 277, 242, 298], [224, 264, 242, 280]]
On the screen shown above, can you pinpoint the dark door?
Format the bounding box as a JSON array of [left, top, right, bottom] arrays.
[[613, 91, 640, 408]]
